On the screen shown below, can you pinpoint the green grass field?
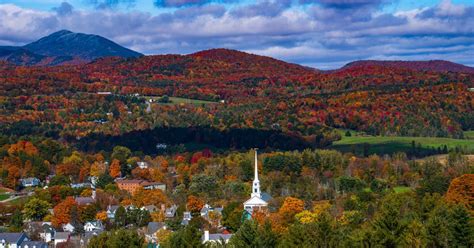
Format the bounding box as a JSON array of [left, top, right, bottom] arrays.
[[0, 194, 9, 201], [464, 131, 474, 140], [330, 130, 474, 156], [146, 96, 217, 105]]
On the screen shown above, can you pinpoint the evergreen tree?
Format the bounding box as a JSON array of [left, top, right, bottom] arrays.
[[166, 224, 204, 248], [229, 220, 260, 248], [449, 205, 473, 247], [8, 209, 23, 232], [426, 202, 451, 248], [115, 206, 127, 227]]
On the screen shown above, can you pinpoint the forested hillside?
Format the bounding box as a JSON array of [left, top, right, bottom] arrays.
[[1, 49, 472, 152]]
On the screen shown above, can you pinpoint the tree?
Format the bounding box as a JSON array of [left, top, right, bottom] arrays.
[[189, 174, 218, 198], [114, 206, 127, 227], [96, 173, 114, 189], [8, 209, 23, 232], [22, 198, 51, 221], [279, 197, 304, 221], [229, 220, 260, 248], [187, 195, 204, 214], [165, 224, 204, 248], [399, 220, 428, 248], [88, 229, 145, 248], [222, 202, 243, 232], [52, 196, 78, 228], [111, 146, 131, 176], [48, 175, 71, 186], [446, 174, 473, 213], [109, 159, 121, 178], [449, 204, 473, 247], [96, 211, 108, 222]]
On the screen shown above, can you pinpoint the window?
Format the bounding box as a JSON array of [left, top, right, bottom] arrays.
[[254, 189, 257, 192]]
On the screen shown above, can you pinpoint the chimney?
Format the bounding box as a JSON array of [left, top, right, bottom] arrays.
[[204, 230, 209, 242], [92, 189, 96, 200]]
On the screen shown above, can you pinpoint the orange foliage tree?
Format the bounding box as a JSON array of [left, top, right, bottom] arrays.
[[132, 188, 167, 207], [109, 159, 121, 178], [187, 195, 204, 213], [446, 174, 474, 213], [52, 197, 78, 228]]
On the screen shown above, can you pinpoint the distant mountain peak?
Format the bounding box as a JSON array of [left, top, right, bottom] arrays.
[[23, 30, 142, 61]]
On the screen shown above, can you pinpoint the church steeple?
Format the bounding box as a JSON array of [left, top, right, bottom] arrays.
[[251, 149, 261, 198]]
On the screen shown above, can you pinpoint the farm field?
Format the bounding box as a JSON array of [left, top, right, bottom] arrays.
[[330, 130, 474, 156]]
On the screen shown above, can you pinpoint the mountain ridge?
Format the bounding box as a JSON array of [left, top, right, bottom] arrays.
[[0, 30, 142, 66]]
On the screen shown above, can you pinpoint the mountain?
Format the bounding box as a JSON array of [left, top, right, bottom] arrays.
[[24, 30, 142, 60], [0, 30, 142, 66], [341, 60, 474, 74]]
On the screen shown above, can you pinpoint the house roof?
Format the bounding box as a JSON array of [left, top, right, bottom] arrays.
[[75, 196, 95, 205], [0, 233, 26, 244], [147, 222, 166, 234], [243, 196, 268, 206], [204, 233, 233, 242], [261, 192, 273, 202], [20, 241, 48, 248], [54, 232, 70, 240], [108, 205, 119, 212], [116, 179, 144, 184], [85, 221, 103, 228]]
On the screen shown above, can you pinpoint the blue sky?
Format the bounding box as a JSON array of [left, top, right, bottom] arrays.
[[0, 0, 473, 69]]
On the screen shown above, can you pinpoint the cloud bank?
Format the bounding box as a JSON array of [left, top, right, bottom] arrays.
[[0, 0, 473, 69]]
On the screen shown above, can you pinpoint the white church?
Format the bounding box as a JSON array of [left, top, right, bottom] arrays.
[[243, 150, 268, 214]]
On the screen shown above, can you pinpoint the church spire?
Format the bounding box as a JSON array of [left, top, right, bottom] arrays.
[[251, 149, 261, 198]]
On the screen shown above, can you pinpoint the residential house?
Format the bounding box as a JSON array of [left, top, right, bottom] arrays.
[[181, 211, 192, 226], [202, 231, 232, 245], [20, 178, 41, 187], [0, 233, 29, 248], [62, 223, 75, 233], [84, 221, 104, 232], [145, 222, 166, 243], [107, 205, 119, 219], [142, 182, 166, 191], [53, 232, 70, 246], [39, 223, 54, 243], [165, 205, 177, 218]]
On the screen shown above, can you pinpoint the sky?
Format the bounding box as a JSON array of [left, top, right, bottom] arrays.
[[0, 0, 473, 69]]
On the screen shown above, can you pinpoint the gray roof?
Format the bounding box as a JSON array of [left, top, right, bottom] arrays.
[[75, 197, 95, 205], [54, 232, 70, 240], [0, 233, 27, 244], [147, 222, 166, 234], [108, 205, 119, 212], [42, 223, 55, 234], [207, 234, 233, 241], [209, 234, 233, 241], [20, 241, 48, 248], [261, 192, 273, 202]]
